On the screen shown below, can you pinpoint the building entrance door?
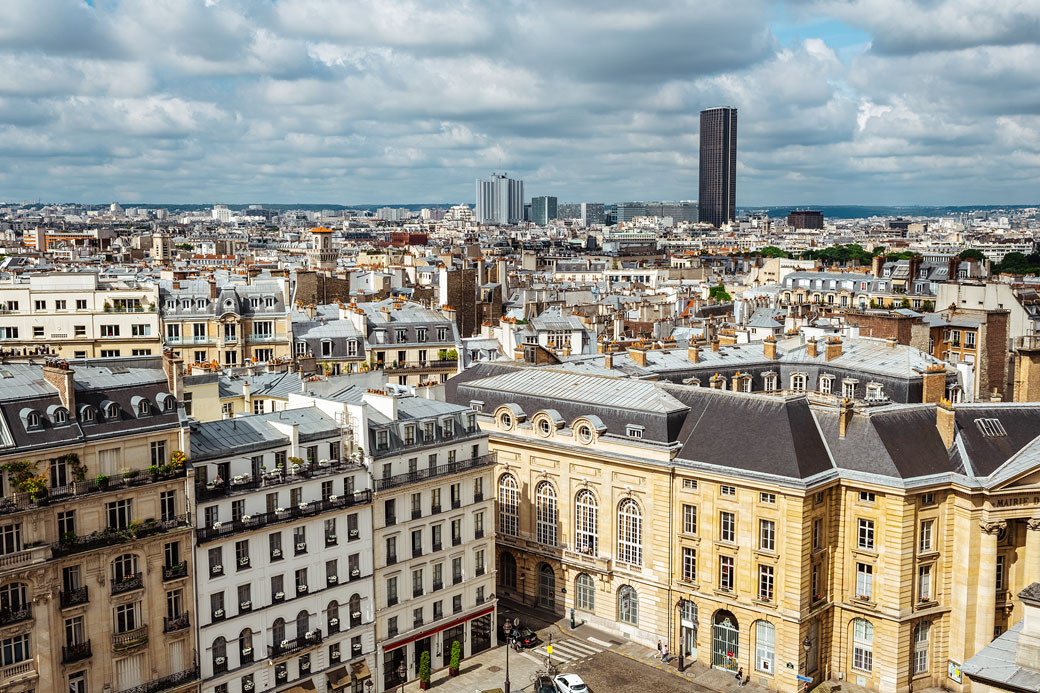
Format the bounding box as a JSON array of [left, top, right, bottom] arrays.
[[712, 610, 739, 672]]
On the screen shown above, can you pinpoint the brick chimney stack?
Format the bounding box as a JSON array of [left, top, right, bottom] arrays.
[[838, 398, 854, 438], [763, 335, 778, 360], [824, 337, 843, 361], [688, 345, 700, 363], [921, 364, 947, 404], [807, 338, 819, 358], [42, 360, 75, 417], [936, 399, 956, 449]]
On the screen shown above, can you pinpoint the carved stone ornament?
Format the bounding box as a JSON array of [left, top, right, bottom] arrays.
[[980, 520, 1008, 534]]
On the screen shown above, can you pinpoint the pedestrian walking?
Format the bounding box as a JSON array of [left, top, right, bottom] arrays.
[[662, 644, 669, 663], [657, 639, 662, 658], [735, 667, 744, 686]]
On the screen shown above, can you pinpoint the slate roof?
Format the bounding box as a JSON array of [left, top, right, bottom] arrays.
[[955, 404, 1040, 477], [962, 621, 1040, 693]]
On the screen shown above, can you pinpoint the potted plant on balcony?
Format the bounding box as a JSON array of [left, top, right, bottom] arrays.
[[95, 473, 109, 489], [419, 650, 431, 690], [67, 453, 87, 484], [170, 450, 187, 469], [449, 640, 461, 676]]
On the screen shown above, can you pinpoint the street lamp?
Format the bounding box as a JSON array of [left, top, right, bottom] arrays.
[[505, 617, 517, 693], [364, 680, 373, 693], [676, 598, 689, 673], [803, 636, 812, 653], [397, 661, 406, 693]]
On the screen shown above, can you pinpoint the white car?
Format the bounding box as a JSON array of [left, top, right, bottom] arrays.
[[554, 674, 589, 693]]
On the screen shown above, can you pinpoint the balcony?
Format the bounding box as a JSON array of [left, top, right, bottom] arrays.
[[62, 641, 92, 664], [562, 546, 613, 574], [0, 468, 187, 520], [113, 665, 199, 693], [60, 586, 89, 609], [0, 661, 35, 683], [375, 453, 497, 492], [0, 604, 31, 627], [113, 625, 149, 651], [269, 629, 323, 658], [194, 459, 363, 502], [164, 612, 190, 633], [0, 545, 49, 573], [112, 573, 143, 596], [196, 491, 372, 544], [383, 359, 457, 374], [162, 563, 188, 581], [247, 334, 283, 343], [54, 515, 191, 559]]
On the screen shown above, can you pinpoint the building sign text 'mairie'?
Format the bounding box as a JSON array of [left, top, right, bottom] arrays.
[[993, 495, 1040, 508]]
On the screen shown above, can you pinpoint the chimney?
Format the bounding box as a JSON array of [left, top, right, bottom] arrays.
[[628, 345, 647, 367], [871, 254, 884, 279], [936, 399, 956, 449], [710, 339, 720, 352], [824, 337, 843, 361], [42, 361, 76, 416], [921, 364, 947, 404], [688, 345, 700, 363], [908, 255, 923, 283], [947, 256, 961, 281], [807, 338, 819, 358], [604, 352, 614, 369], [597, 340, 606, 355], [162, 348, 184, 400], [513, 345, 524, 361], [208, 279, 217, 299], [885, 337, 898, 348], [838, 398, 854, 438], [763, 336, 777, 360], [363, 388, 399, 420], [242, 379, 252, 411], [990, 388, 1003, 403], [709, 373, 725, 389]]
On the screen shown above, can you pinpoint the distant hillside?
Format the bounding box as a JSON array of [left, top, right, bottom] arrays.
[[740, 204, 1038, 219]]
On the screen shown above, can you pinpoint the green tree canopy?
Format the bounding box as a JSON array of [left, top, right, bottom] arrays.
[[958, 249, 986, 262], [708, 284, 732, 302], [760, 246, 788, 258]]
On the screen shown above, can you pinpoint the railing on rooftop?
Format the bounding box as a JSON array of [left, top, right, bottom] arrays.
[[0, 467, 186, 518], [375, 453, 496, 492], [195, 458, 362, 502], [196, 491, 371, 544], [113, 665, 199, 693], [383, 359, 458, 373], [53, 515, 191, 559]]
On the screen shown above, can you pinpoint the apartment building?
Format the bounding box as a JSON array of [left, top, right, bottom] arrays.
[[0, 355, 196, 693], [447, 360, 1040, 693], [160, 278, 293, 368], [0, 273, 162, 359], [365, 390, 497, 692], [358, 300, 461, 386], [189, 408, 375, 693]]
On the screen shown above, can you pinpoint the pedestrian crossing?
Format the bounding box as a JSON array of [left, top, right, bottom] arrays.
[[531, 637, 605, 664]]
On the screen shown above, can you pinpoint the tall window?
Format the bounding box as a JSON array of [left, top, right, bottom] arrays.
[[682, 504, 697, 534], [856, 563, 873, 600], [858, 519, 875, 550], [575, 490, 598, 555], [575, 574, 595, 612], [918, 565, 932, 601], [500, 552, 517, 589], [498, 474, 519, 537], [852, 619, 874, 672], [758, 565, 774, 602], [617, 585, 638, 625], [682, 547, 697, 582], [755, 621, 775, 673], [759, 519, 775, 551], [791, 374, 806, 392], [919, 520, 933, 552], [617, 499, 642, 566], [913, 622, 930, 675], [535, 482, 558, 546], [719, 556, 735, 591], [719, 511, 735, 543]]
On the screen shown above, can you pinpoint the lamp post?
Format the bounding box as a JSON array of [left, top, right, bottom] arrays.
[[504, 616, 517, 693], [397, 661, 406, 693], [364, 680, 373, 693], [802, 634, 812, 692]]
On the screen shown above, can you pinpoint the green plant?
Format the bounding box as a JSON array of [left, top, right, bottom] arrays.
[[288, 456, 303, 466], [148, 465, 159, 476], [95, 474, 109, 486], [445, 349, 457, 360], [20, 473, 48, 500], [449, 640, 461, 672], [419, 650, 431, 685], [66, 453, 87, 483], [61, 530, 77, 545], [708, 283, 732, 302]]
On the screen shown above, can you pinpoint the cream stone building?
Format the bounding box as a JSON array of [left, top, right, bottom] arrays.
[[0, 355, 196, 693], [0, 273, 162, 359], [446, 357, 1040, 693]]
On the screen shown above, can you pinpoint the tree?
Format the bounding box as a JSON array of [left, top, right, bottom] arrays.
[[418, 651, 431, 688], [958, 249, 986, 262], [760, 246, 788, 258], [708, 284, 732, 302]]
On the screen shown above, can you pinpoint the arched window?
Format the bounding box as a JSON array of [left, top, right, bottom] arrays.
[[105, 402, 120, 420], [53, 409, 68, 425], [791, 374, 806, 392], [500, 552, 517, 589], [212, 637, 227, 670], [498, 474, 519, 537], [296, 609, 310, 639], [137, 400, 151, 417], [538, 563, 556, 610], [913, 621, 930, 675], [0, 583, 27, 611], [755, 620, 775, 673], [81, 406, 96, 423], [239, 629, 254, 662], [617, 499, 642, 566], [617, 585, 638, 625], [26, 412, 40, 429], [852, 618, 874, 672], [272, 618, 286, 646], [575, 490, 598, 555], [575, 574, 595, 612], [535, 482, 557, 546], [349, 593, 362, 628], [327, 601, 340, 633], [112, 554, 138, 582]]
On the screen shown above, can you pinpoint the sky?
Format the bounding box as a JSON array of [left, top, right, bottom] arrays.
[[1, 0, 1039, 206]]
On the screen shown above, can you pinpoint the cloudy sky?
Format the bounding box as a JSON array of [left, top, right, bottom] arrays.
[[2, 0, 1039, 206]]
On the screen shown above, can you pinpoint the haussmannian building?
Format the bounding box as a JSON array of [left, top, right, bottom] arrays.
[[446, 352, 1040, 693]]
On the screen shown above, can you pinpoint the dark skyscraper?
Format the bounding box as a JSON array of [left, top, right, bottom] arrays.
[[699, 107, 737, 227]]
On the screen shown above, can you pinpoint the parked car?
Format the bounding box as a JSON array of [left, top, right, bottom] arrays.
[[536, 675, 556, 693], [554, 674, 588, 693], [514, 626, 540, 648]]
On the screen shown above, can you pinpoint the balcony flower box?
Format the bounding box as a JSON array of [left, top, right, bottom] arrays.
[[242, 515, 251, 521], [271, 548, 282, 557], [351, 569, 361, 577], [240, 601, 251, 609], [212, 522, 222, 529], [296, 543, 307, 552], [211, 565, 223, 575], [241, 647, 252, 656], [328, 575, 338, 584], [353, 642, 362, 651], [331, 649, 341, 660], [281, 640, 290, 648], [349, 529, 359, 537], [244, 682, 254, 691], [215, 656, 226, 665], [298, 503, 308, 510], [301, 660, 311, 670], [276, 507, 285, 513], [298, 585, 308, 593], [239, 557, 249, 566], [329, 495, 338, 501], [277, 669, 287, 680], [352, 611, 361, 619], [214, 609, 224, 618], [326, 535, 336, 543], [274, 591, 285, 600], [329, 618, 339, 626], [319, 459, 331, 468], [858, 594, 871, 601], [305, 631, 315, 640]]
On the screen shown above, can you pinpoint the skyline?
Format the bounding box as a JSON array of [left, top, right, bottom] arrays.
[[1, 1, 1039, 205]]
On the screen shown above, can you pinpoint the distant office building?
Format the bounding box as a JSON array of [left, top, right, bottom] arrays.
[[615, 202, 648, 223], [531, 196, 558, 226], [615, 201, 697, 225], [557, 203, 581, 219], [211, 204, 231, 223], [376, 206, 408, 222], [787, 209, 824, 229], [699, 106, 738, 227], [581, 203, 605, 226], [475, 172, 524, 225]]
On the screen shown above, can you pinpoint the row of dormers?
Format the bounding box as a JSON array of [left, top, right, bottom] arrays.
[[20, 392, 175, 432]]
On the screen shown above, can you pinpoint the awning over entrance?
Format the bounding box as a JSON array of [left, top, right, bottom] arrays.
[[351, 659, 372, 681], [327, 667, 350, 690], [282, 679, 316, 693]]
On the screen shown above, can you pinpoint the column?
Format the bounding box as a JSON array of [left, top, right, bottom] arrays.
[[1025, 518, 1040, 587], [975, 520, 1004, 653]]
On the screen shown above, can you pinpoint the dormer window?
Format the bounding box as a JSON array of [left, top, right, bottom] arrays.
[[165, 301, 175, 310], [442, 419, 454, 438], [105, 402, 120, 420], [81, 406, 96, 423], [347, 341, 358, 357], [250, 298, 260, 309], [225, 299, 234, 310], [626, 425, 644, 439], [376, 430, 389, 450], [791, 373, 807, 392], [53, 409, 68, 425], [195, 299, 206, 309], [265, 297, 275, 308], [26, 411, 41, 429], [321, 340, 333, 357]]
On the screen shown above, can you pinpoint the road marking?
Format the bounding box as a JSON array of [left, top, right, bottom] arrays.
[[532, 638, 604, 662], [587, 636, 613, 648]]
